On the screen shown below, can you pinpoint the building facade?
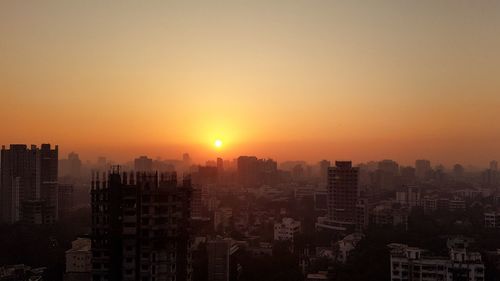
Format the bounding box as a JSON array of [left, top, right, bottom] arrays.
[[389, 243, 484, 281], [91, 169, 192, 281], [274, 217, 301, 243], [0, 144, 58, 224], [207, 238, 239, 281], [325, 161, 359, 232]]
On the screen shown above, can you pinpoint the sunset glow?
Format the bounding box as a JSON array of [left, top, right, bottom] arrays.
[[1, 1, 499, 165]]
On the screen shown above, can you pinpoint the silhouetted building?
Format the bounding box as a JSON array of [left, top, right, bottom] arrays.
[[400, 166, 416, 184], [91, 169, 192, 281], [372, 160, 399, 191], [58, 184, 74, 218], [0, 144, 58, 224], [237, 156, 277, 186], [318, 160, 331, 188], [453, 164, 465, 179], [97, 157, 107, 171], [216, 158, 224, 173], [324, 161, 359, 232], [482, 168, 498, 187], [415, 159, 431, 180], [197, 166, 218, 185], [134, 156, 153, 172], [60, 152, 82, 179], [490, 160, 498, 171]]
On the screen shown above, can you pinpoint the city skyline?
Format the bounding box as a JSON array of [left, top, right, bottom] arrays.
[[2, 1, 500, 165]]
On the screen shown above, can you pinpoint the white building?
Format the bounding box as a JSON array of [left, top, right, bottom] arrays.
[[274, 217, 301, 242], [336, 233, 364, 263], [64, 238, 91, 281], [389, 242, 484, 281]]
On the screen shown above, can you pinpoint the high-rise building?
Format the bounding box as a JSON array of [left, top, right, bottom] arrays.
[[453, 164, 465, 179], [207, 238, 239, 281], [490, 160, 498, 171], [134, 156, 153, 172], [216, 158, 224, 173], [91, 169, 192, 281], [237, 156, 259, 186], [60, 152, 82, 179], [236, 156, 278, 187], [0, 144, 58, 224], [415, 159, 431, 180], [325, 161, 359, 232]]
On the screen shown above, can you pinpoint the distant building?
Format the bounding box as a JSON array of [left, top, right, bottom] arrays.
[[490, 160, 498, 171], [415, 160, 431, 180], [60, 152, 82, 179], [294, 186, 315, 201], [400, 166, 416, 184], [482, 168, 498, 187], [217, 158, 224, 173], [194, 166, 218, 185], [0, 144, 58, 224], [214, 207, 233, 230], [91, 170, 192, 281], [64, 238, 91, 281], [191, 186, 203, 219], [134, 156, 153, 172], [237, 156, 277, 187], [58, 184, 74, 218], [314, 191, 328, 211], [370, 203, 408, 230], [274, 217, 301, 243], [389, 241, 484, 281], [453, 164, 465, 179], [318, 160, 331, 188], [207, 238, 240, 281], [395, 185, 421, 211]]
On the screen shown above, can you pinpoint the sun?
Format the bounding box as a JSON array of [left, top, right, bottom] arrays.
[[214, 139, 223, 148]]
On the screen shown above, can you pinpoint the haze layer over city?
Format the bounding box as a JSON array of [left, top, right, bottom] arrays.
[[1, 1, 500, 281]]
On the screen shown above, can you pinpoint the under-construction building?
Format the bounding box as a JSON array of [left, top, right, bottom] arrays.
[[91, 168, 193, 281]]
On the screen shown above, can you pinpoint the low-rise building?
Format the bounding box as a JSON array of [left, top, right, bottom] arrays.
[[388, 242, 484, 281], [64, 238, 91, 281], [336, 233, 364, 263], [0, 264, 45, 281], [370, 203, 408, 230]]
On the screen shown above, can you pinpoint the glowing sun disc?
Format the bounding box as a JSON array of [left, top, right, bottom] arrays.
[[214, 139, 223, 148]]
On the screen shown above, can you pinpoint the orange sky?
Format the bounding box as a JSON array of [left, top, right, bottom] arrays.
[[1, 1, 500, 166]]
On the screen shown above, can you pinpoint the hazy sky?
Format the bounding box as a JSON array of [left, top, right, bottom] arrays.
[[1, 1, 499, 165]]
